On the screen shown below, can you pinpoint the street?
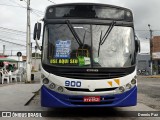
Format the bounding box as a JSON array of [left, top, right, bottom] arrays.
[[0, 75, 160, 120], [138, 76, 160, 110]]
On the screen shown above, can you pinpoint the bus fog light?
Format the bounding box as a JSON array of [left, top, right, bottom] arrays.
[[57, 86, 64, 92], [43, 78, 49, 84], [119, 86, 125, 93], [49, 83, 56, 89], [126, 83, 132, 89], [131, 78, 136, 84]]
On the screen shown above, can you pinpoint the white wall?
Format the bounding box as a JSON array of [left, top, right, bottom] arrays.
[[31, 58, 41, 71]]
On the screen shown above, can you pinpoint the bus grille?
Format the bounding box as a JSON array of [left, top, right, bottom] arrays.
[[56, 72, 127, 79], [65, 87, 117, 92], [70, 101, 114, 105]]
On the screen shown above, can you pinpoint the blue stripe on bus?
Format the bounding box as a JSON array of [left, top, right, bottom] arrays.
[[41, 85, 137, 107]]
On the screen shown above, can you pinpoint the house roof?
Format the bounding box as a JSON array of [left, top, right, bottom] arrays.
[[0, 57, 17, 62]]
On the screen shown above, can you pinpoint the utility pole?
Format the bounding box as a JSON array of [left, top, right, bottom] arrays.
[[3, 45, 5, 55], [35, 46, 37, 70], [148, 24, 153, 75], [31, 42, 32, 68], [25, 0, 31, 83]]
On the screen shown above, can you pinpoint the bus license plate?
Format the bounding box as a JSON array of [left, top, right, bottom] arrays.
[[83, 96, 100, 102]]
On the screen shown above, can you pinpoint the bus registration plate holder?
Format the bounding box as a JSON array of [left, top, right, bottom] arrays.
[[83, 96, 100, 102]]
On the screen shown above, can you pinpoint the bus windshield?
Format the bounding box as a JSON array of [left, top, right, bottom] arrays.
[[43, 23, 135, 68]]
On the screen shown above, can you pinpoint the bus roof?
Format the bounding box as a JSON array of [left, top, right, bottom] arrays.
[[44, 3, 133, 22], [45, 3, 132, 12]]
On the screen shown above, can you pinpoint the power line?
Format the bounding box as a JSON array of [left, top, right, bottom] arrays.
[[31, 8, 44, 14], [0, 3, 26, 8], [0, 39, 39, 48], [31, 10, 42, 17], [0, 3, 44, 16], [0, 38, 26, 47], [7, 0, 44, 18], [0, 34, 25, 42], [0, 27, 43, 40], [23, 0, 27, 3], [0, 27, 35, 36], [47, 0, 56, 4], [0, 30, 26, 37], [0, 27, 27, 37], [0, 26, 26, 34], [0, 2, 44, 16], [7, 0, 26, 8]]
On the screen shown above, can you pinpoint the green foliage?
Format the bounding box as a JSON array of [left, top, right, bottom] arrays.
[[153, 64, 158, 71]]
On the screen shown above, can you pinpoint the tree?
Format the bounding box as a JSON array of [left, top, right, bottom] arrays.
[[153, 64, 158, 75]]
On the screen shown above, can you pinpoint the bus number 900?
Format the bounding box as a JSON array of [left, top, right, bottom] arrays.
[[65, 81, 81, 87]]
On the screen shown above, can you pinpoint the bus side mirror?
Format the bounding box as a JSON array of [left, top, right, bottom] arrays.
[[135, 40, 140, 53], [33, 22, 41, 40]]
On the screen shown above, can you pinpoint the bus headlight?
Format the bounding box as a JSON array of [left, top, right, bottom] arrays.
[[126, 83, 132, 89], [57, 86, 64, 92], [119, 86, 125, 93], [49, 83, 56, 89], [131, 78, 136, 84], [43, 78, 49, 84]]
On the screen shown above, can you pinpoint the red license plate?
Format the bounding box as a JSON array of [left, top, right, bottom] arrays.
[[83, 96, 100, 102]]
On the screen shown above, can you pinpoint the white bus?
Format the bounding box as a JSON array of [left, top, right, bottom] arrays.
[[33, 3, 140, 107]]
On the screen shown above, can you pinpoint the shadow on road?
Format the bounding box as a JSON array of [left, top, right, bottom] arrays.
[[44, 107, 129, 117]]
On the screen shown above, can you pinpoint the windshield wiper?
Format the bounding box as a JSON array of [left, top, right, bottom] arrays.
[[66, 20, 83, 46], [98, 21, 116, 57], [101, 21, 116, 45], [82, 30, 86, 56], [98, 30, 103, 57]]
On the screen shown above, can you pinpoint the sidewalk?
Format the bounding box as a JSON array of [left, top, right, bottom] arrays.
[[143, 75, 160, 78], [0, 71, 43, 111], [0, 83, 41, 111]]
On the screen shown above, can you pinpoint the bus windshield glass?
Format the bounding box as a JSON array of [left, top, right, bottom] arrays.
[[43, 24, 135, 68]]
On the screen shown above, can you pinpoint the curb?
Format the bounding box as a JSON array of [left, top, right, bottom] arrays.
[[144, 76, 160, 78], [24, 88, 41, 106]]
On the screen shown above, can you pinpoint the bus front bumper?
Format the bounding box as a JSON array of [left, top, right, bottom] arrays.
[[41, 85, 137, 107]]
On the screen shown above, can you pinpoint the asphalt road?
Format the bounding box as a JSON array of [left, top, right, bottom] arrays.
[[137, 76, 160, 110], [23, 76, 160, 120]]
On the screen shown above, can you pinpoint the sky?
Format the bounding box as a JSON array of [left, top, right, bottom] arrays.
[[0, 0, 160, 55]]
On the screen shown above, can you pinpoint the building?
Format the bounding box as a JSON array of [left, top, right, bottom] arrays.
[[31, 57, 41, 71], [152, 36, 160, 59], [152, 36, 160, 74], [136, 53, 150, 74]]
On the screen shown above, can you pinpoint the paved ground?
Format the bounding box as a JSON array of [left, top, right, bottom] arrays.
[[137, 76, 160, 110], [0, 74, 160, 120], [0, 71, 42, 111]]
